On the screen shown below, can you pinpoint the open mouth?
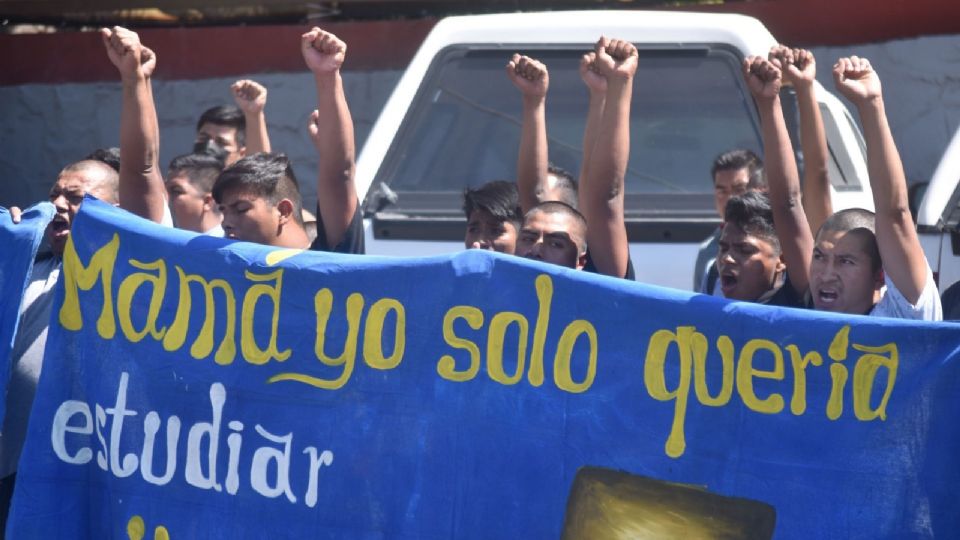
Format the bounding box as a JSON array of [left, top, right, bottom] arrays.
[[817, 288, 839, 305], [720, 273, 738, 294], [49, 216, 70, 238]]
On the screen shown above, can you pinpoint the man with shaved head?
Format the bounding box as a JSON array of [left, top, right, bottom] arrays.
[[517, 201, 589, 269], [45, 159, 121, 254]]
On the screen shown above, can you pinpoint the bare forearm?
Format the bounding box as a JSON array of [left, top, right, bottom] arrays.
[[516, 95, 547, 213], [795, 83, 832, 234], [314, 72, 357, 246], [581, 77, 631, 276], [757, 96, 812, 289], [578, 90, 605, 192], [858, 97, 927, 299], [858, 99, 910, 221], [119, 74, 165, 223], [244, 111, 271, 154], [584, 80, 630, 209]]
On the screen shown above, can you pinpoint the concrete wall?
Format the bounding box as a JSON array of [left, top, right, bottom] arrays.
[[811, 33, 960, 185], [0, 69, 402, 211], [3, 32, 960, 210]]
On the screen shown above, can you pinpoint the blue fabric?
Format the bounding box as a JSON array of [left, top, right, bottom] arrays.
[[8, 197, 960, 539], [0, 203, 54, 428]]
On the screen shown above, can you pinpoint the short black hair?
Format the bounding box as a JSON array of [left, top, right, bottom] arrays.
[[84, 147, 121, 173], [818, 208, 881, 272], [196, 105, 246, 147], [463, 180, 523, 229], [724, 191, 780, 254], [547, 163, 579, 208], [168, 153, 225, 194], [525, 200, 588, 255], [212, 152, 303, 225], [711, 149, 765, 191]]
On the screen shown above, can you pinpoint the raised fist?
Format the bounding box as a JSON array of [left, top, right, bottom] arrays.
[[100, 26, 144, 80], [302, 28, 346, 75], [742, 56, 782, 101], [833, 56, 882, 104], [232, 79, 268, 114], [506, 54, 549, 99], [769, 45, 816, 87], [140, 46, 157, 78], [579, 51, 607, 94], [593, 37, 638, 81]]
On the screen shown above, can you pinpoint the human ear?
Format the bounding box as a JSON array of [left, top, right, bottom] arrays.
[[202, 193, 216, 212], [576, 250, 588, 271], [775, 255, 787, 274], [276, 199, 294, 224], [874, 268, 885, 290]]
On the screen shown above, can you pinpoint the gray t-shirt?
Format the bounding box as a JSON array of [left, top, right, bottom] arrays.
[[0, 202, 174, 479], [0, 255, 60, 478], [694, 227, 720, 293]]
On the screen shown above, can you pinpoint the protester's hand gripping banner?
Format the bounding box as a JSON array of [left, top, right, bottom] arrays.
[[7, 198, 960, 538]]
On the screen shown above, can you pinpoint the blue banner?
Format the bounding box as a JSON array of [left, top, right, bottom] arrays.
[[8, 197, 960, 538], [0, 203, 55, 428]]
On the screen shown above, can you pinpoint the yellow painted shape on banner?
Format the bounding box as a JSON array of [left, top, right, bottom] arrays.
[[127, 516, 145, 540], [266, 249, 304, 266], [127, 515, 170, 540]]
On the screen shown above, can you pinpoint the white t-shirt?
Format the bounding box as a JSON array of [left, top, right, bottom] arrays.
[[204, 223, 225, 237], [870, 264, 943, 321]]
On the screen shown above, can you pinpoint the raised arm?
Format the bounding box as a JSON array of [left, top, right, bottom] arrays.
[[743, 56, 813, 294], [232, 79, 272, 154], [301, 28, 358, 249], [101, 26, 166, 223], [578, 51, 607, 195], [579, 37, 635, 278], [771, 46, 832, 236], [833, 56, 928, 302], [507, 54, 549, 214]]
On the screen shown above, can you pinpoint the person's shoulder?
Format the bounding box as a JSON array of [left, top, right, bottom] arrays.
[[760, 274, 809, 309], [872, 264, 942, 321], [159, 204, 175, 228], [696, 228, 721, 252], [583, 250, 635, 280], [310, 203, 365, 254]]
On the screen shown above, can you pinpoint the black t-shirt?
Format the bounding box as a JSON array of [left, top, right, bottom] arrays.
[[757, 273, 809, 309], [583, 250, 636, 281], [309, 202, 365, 254]]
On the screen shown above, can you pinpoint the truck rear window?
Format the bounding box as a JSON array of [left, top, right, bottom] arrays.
[[369, 44, 763, 229]]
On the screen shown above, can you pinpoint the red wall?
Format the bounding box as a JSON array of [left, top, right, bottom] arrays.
[[2, 0, 958, 86], [0, 19, 436, 86]]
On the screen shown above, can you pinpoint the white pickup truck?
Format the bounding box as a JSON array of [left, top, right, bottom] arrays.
[[918, 126, 960, 315], [354, 10, 874, 290]]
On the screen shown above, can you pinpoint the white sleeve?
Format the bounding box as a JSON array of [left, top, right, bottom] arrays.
[[872, 261, 943, 321], [160, 203, 174, 228]]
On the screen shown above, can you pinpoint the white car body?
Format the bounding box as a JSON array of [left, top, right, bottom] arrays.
[[355, 11, 873, 290], [918, 126, 960, 294]]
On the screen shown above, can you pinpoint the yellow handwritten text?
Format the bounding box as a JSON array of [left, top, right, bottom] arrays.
[[644, 325, 898, 458], [436, 274, 597, 394], [59, 235, 289, 366]]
